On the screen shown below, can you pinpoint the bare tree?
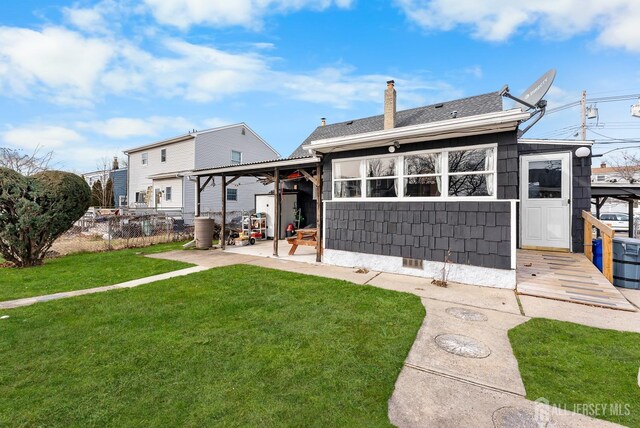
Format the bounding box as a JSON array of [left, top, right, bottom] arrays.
[[0, 146, 53, 175], [608, 151, 640, 183]]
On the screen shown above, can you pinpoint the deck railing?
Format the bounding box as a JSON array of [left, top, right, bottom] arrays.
[[582, 210, 615, 283]]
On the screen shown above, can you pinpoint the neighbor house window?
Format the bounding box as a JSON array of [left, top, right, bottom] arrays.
[[165, 186, 172, 201], [226, 188, 238, 201], [404, 152, 442, 197], [333, 159, 362, 198], [135, 192, 146, 203], [366, 157, 398, 197], [141, 153, 148, 165], [332, 144, 496, 200], [447, 147, 495, 197], [161, 149, 167, 162], [231, 150, 242, 164]]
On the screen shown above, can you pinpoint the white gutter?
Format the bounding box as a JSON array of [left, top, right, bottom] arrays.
[[518, 138, 594, 146], [191, 156, 322, 177], [303, 109, 530, 153]]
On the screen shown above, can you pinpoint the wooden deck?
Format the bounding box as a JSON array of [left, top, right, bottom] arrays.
[[516, 250, 636, 312]]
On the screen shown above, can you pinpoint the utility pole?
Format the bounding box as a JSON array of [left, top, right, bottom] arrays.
[[580, 90, 587, 140]]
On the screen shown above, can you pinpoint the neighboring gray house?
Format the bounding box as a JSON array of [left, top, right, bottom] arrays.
[[82, 158, 128, 208], [124, 123, 278, 223]]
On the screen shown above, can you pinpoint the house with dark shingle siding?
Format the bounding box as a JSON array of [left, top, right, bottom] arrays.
[[292, 81, 592, 288]]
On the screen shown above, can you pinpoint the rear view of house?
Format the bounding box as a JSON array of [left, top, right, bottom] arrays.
[[125, 123, 278, 223]]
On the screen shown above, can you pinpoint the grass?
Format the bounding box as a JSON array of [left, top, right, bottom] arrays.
[[0, 265, 424, 427], [509, 318, 640, 427], [0, 242, 192, 302]]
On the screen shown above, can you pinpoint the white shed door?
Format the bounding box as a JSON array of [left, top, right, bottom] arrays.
[[520, 152, 572, 251]]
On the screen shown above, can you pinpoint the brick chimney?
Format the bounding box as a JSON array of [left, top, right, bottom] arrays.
[[112, 157, 119, 170], [321, 117, 326, 127], [384, 80, 396, 130], [600, 161, 607, 168]]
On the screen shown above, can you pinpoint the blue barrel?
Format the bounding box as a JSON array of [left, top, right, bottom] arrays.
[[592, 239, 603, 272], [613, 237, 640, 289]]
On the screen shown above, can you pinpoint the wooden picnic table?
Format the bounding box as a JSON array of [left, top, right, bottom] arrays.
[[286, 228, 318, 255]]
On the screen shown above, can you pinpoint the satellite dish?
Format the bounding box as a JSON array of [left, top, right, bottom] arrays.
[[515, 69, 556, 110]]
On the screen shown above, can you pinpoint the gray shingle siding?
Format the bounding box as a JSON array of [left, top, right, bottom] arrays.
[[110, 169, 127, 208], [518, 143, 592, 253], [325, 201, 511, 270], [323, 131, 517, 270]]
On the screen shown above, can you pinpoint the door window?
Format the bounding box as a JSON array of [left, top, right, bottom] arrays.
[[528, 160, 562, 198]]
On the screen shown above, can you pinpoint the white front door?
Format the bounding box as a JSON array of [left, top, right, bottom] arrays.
[[520, 152, 572, 251]]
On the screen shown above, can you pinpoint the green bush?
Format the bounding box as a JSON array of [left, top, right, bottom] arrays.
[[0, 168, 91, 267]]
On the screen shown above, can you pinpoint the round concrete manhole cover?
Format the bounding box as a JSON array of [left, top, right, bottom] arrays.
[[435, 334, 491, 358], [445, 307, 488, 322], [492, 407, 539, 428]]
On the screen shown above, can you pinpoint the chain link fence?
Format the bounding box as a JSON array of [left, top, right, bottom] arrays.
[[51, 213, 194, 256]]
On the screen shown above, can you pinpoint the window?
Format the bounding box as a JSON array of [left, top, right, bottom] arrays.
[[448, 148, 495, 197], [333, 159, 362, 198], [528, 160, 561, 199], [332, 144, 497, 200], [135, 192, 146, 203], [366, 157, 398, 197], [596, 175, 606, 182], [405, 153, 441, 197], [231, 150, 242, 164], [226, 188, 238, 201], [165, 186, 172, 201], [161, 149, 167, 162], [141, 153, 148, 165]]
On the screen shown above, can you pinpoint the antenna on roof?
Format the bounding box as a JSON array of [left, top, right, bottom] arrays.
[[500, 69, 556, 136]]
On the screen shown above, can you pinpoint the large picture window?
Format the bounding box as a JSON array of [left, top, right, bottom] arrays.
[[332, 144, 496, 200]]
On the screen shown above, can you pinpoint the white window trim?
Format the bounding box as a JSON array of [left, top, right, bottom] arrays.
[[231, 150, 242, 164], [141, 152, 148, 166], [226, 188, 238, 201], [161, 149, 167, 163], [165, 186, 172, 201], [331, 143, 498, 202]]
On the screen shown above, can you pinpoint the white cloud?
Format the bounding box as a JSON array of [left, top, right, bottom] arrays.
[[0, 26, 114, 101], [78, 116, 196, 139], [2, 125, 84, 150], [64, 6, 107, 32], [143, 0, 354, 30], [395, 0, 640, 51]]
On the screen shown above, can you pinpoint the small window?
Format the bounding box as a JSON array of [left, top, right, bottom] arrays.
[[366, 157, 398, 198], [161, 149, 167, 162], [226, 188, 238, 201], [334, 159, 362, 198], [141, 153, 148, 165], [135, 192, 146, 203], [165, 186, 172, 201], [448, 148, 495, 197], [528, 159, 561, 199], [231, 150, 242, 164], [404, 153, 442, 197]]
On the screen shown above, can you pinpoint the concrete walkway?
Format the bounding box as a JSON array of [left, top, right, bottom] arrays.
[[0, 266, 208, 310]]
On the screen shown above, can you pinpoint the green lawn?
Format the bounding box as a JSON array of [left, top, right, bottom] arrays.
[[0, 266, 424, 427], [509, 318, 640, 427], [0, 242, 192, 302]]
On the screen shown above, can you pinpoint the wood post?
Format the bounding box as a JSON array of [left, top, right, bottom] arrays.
[[273, 168, 280, 256], [196, 176, 201, 217], [629, 199, 635, 238], [315, 164, 322, 263], [221, 174, 226, 250], [582, 210, 615, 283]]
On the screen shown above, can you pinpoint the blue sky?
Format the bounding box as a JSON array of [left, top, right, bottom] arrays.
[[1, 0, 639, 172]]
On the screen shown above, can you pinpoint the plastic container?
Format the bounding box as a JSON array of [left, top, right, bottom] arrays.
[[194, 217, 215, 250], [592, 239, 603, 272], [613, 237, 640, 289]]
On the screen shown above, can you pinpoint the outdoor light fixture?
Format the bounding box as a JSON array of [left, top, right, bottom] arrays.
[[388, 141, 400, 153], [575, 147, 591, 158]]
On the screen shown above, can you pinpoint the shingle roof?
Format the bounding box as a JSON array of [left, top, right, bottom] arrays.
[[290, 91, 503, 158]]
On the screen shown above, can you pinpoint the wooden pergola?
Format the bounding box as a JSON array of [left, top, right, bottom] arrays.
[[190, 156, 323, 261], [591, 183, 640, 237]]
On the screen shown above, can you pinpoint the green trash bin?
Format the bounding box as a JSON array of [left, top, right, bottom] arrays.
[[142, 220, 153, 237]]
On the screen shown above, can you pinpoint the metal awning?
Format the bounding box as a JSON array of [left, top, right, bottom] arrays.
[[190, 156, 321, 177]]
